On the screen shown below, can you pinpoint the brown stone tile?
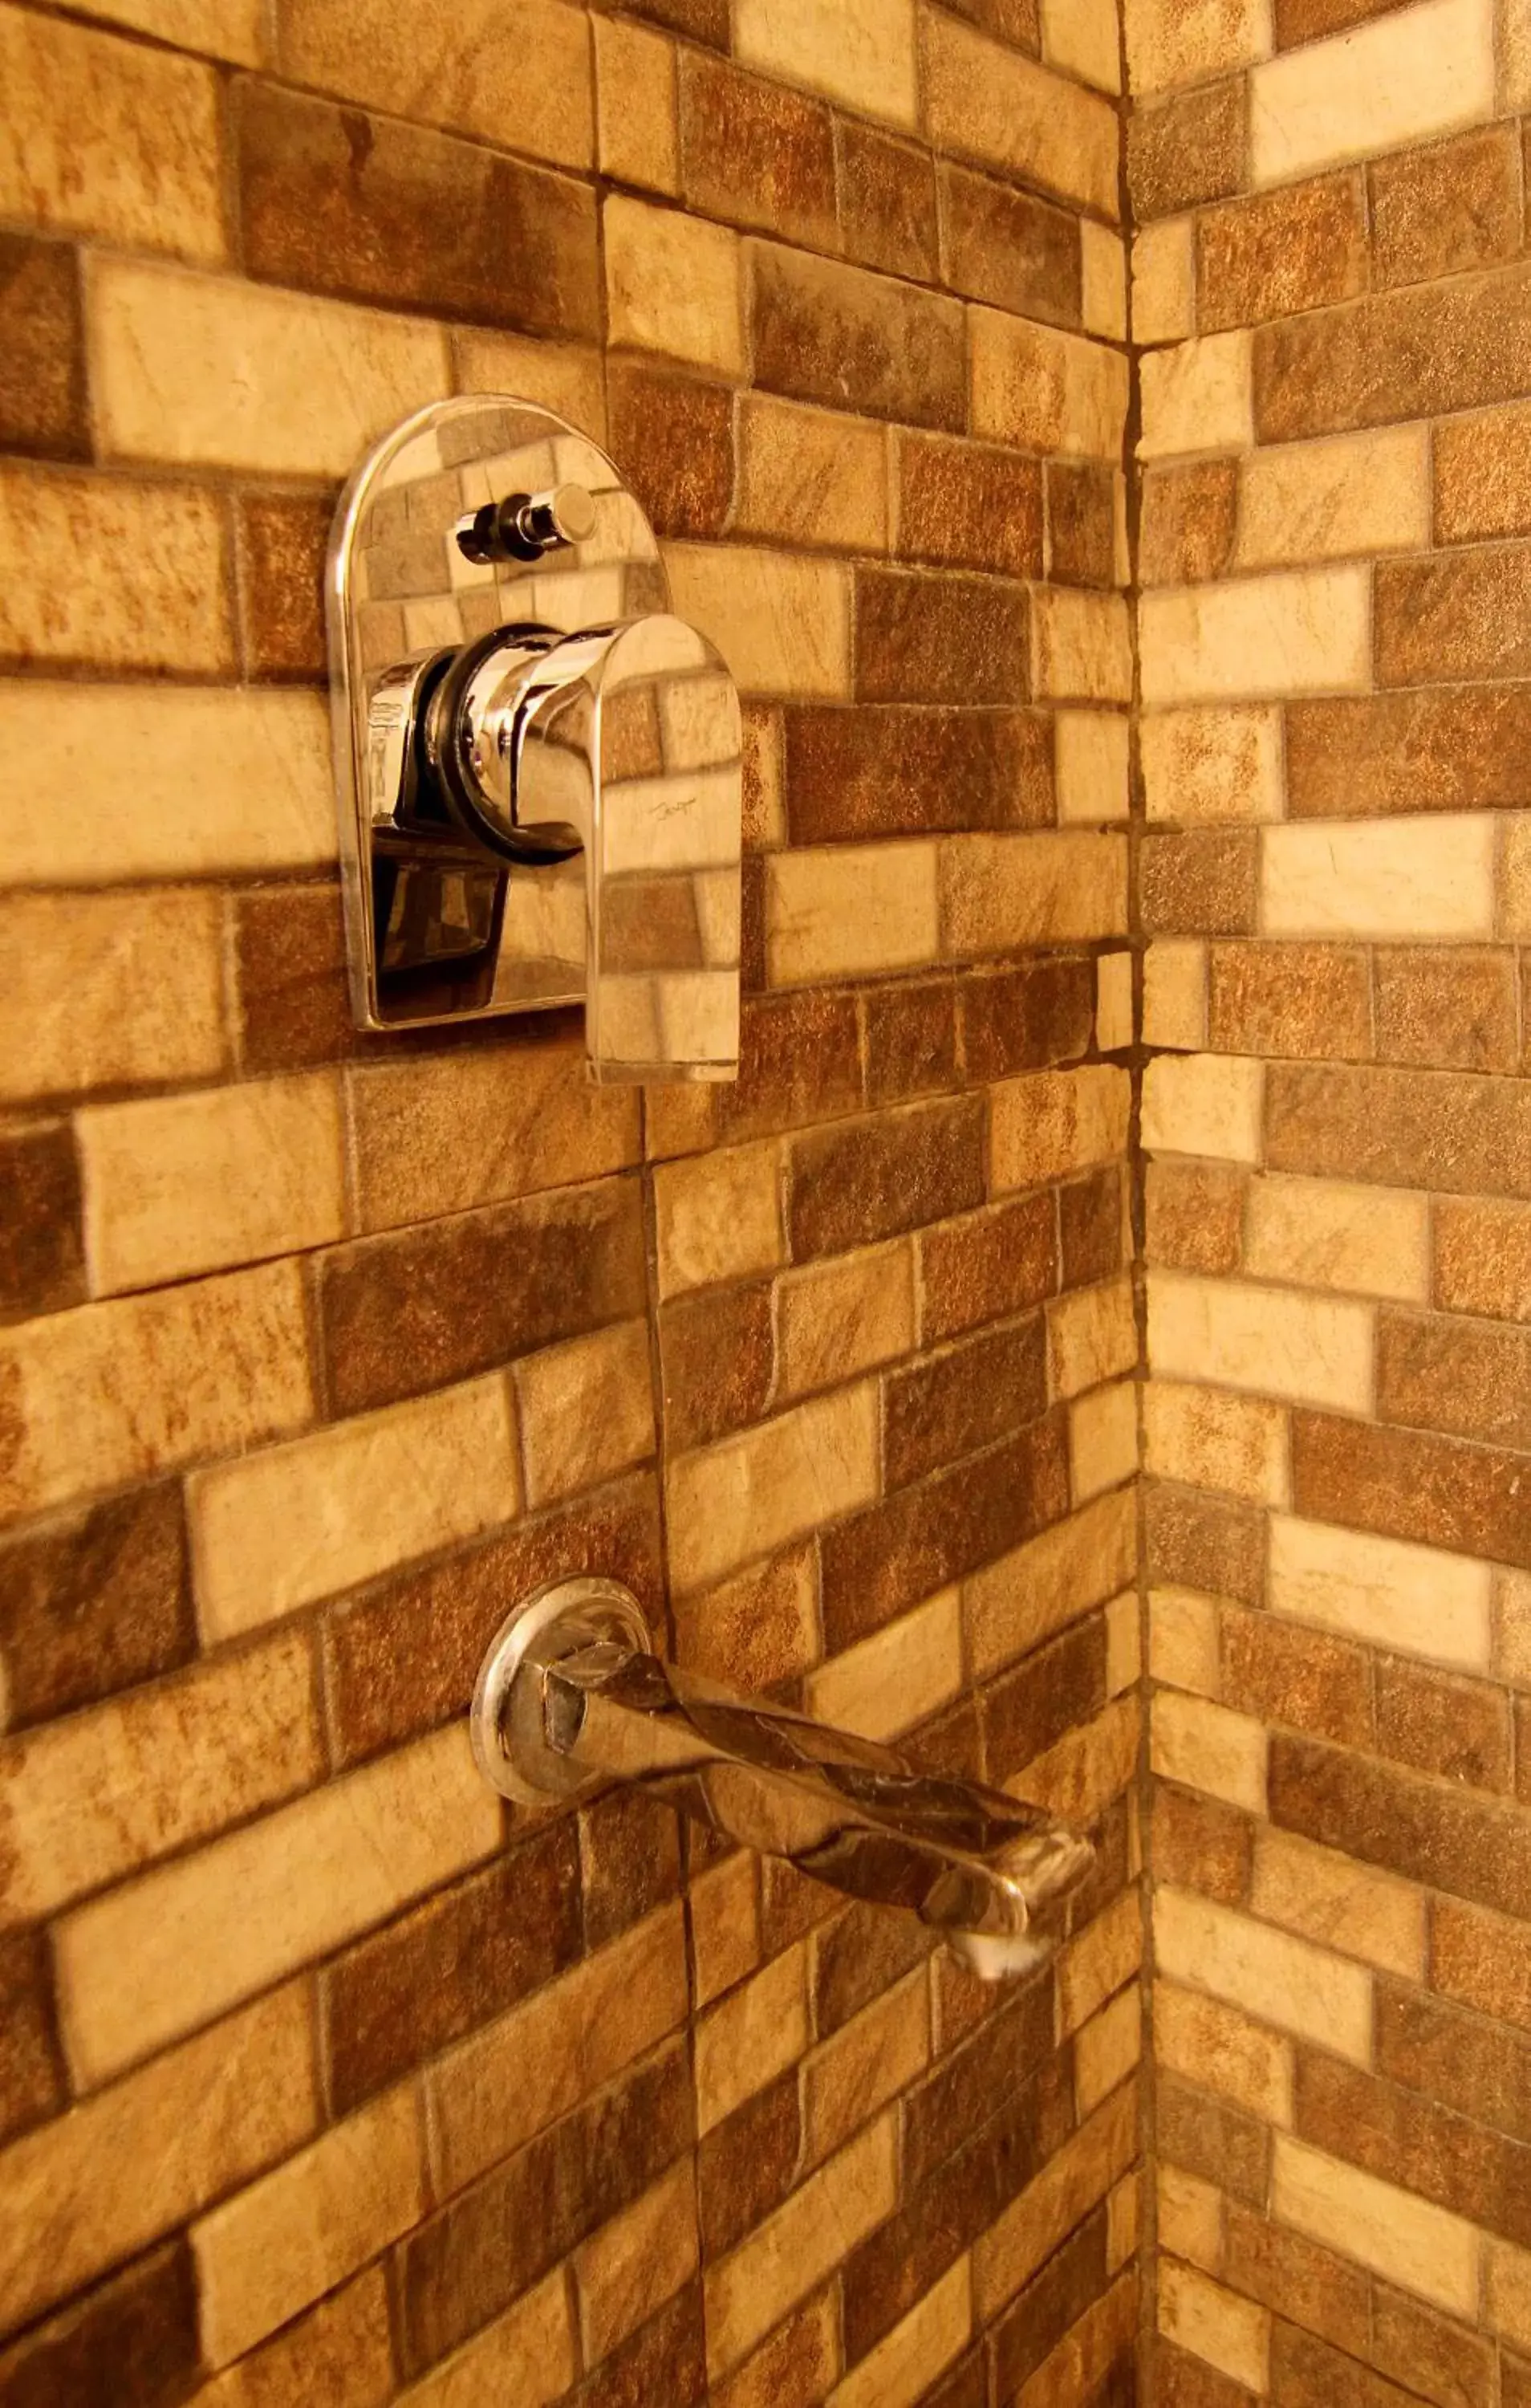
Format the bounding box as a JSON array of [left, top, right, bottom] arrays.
[[648, 988, 864, 1160], [1390, 542, 1531, 684], [883, 1315, 1047, 1489], [0, 1483, 193, 1730], [1371, 2288, 1493, 2408], [1141, 831, 1257, 937], [1157, 2340, 1258, 2408], [1220, 1603, 1373, 1750], [1375, 1979, 1531, 2147], [1152, 1788, 1253, 1906], [1255, 267, 1531, 444], [960, 957, 1094, 1084], [993, 2207, 1111, 2401], [1145, 1162, 1246, 1277], [1222, 2205, 1369, 2356], [1507, 2357, 1531, 2408], [788, 1096, 986, 1260], [752, 241, 964, 432], [838, 121, 939, 283], [1276, 0, 1436, 37], [237, 79, 599, 335], [785, 704, 1052, 840], [1294, 1404, 1531, 1569], [1208, 943, 1371, 1060], [1144, 1483, 1265, 1605], [696, 2066, 802, 2259], [853, 569, 1030, 705], [759, 1855, 839, 1961], [1436, 1197, 1531, 1321], [324, 1470, 664, 1764], [579, 2279, 706, 2408], [0, 234, 87, 461], [0, 2241, 198, 2408], [937, 0, 1042, 47], [1375, 948, 1517, 1073], [1296, 2049, 1531, 2250], [820, 1411, 1070, 1646], [319, 1173, 646, 1414], [1158, 2072, 1269, 2207], [1061, 1166, 1127, 1291], [0, 1121, 83, 1324], [607, 361, 733, 540], [985, 1614, 1107, 1784], [1267, 1064, 1531, 1198], [1377, 1657, 1512, 1792], [1128, 79, 1246, 224], [896, 432, 1045, 578], [1140, 463, 1237, 587], [1370, 126, 1521, 291], [1198, 173, 1367, 334], [660, 1279, 775, 1454], [813, 1898, 932, 2040], [1270, 1729, 1531, 1922], [189, 2262, 392, 2407], [864, 978, 960, 1105], [711, 2290, 838, 2408], [1048, 461, 1118, 591], [925, 2350, 989, 2408], [921, 1192, 1058, 1340], [940, 163, 1082, 327], [0, 1928, 63, 2150], [1268, 2322, 1417, 2408], [1285, 689, 1531, 816], [238, 493, 330, 681], [681, 55, 836, 250], [581, 1788, 683, 1950], [619, 0, 727, 43], [1377, 1308, 1531, 1453], [234, 882, 356, 1075]]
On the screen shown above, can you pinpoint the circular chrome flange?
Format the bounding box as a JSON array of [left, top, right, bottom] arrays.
[[470, 1576, 651, 1808]]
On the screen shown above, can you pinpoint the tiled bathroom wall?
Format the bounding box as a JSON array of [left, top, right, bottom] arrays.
[[0, 2, 1143, 2402], [1129, 0, 1531, 2400]]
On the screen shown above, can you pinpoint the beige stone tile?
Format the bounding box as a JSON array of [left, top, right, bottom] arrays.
[[705, 2113, 899, 2377], [966, 1490, 1138, 1678], [737, 0, 916, 123], [1142, 707, 1283, 825], [1133, 219, 1196, 347], [1144, 1383, 1288, 1506], [0, 3, 224, 256], [941, 831, 1129, 957], [1250, 0, 1493, 185], [1070, 1381, 1139, 1503], [1268, 1513, 1492, 1668], [802, 1971, 928, 2166], [1159, 2167, 1224, 2276], [1273, 2134, 1480, 2315], [1149, 1586, 1221, 1696], [57, 1722, 501, 2089], [0, 466, 231, 673], [696, 1942, 809, 2135], [736, 397, 889, 554], [1497, 1569, 1531, 1685], [0, 1263, 312, 1522], [1263, 816, 1493, 938], [1251, 1828, 1425, 1979], [514, 1318, 654, 1508], [970, 311, 1129, 464], [668, 1382, 879, 1592], [0, 685, 334, 884], [1237, 426, 1430, 570], [0, 1983, 315, 2336], [1245, 1176, 1428, 1303], [1098, 952, 1135, 1053], [688, 1855, 761, 2014], [992, 1064, 1131, 1191], [1151, 1690, 1268, 1815], [193, 2268, 394, 2408], [828, 2255, 970, 2408], [58, 0, 264, 61], [1158, 1980, 1293, 2125], [80, 1072, 347, 1297], [606, 194, 744, 377], [766, 842, 940, 984], [973, 2082, 1139, 2317], [1143, 1053, 1264, 1163], [778, 1241, 916, 1399], [194, 2083, 424, 2367], [595, 14, 679, 193], [282, 0, 591, 161], [1158, 2260, 1270, 2394], [453, 329, 605, 440], [1141, 569, 1371, 706], [1155, 1888, 1373, 2065], [655, 1137, 785, 1300], [1050, 1276, 1139, 1402], [921, 8, 1119, 214], [0, 889, 227, 1104], [1057, 1888, 1143, 2039], [1124, 0, 1271, 92], [1076, 1985, 1142, 2117], [1139, 333, 1253, 461], [806, 1589, 963, 1741], [1012, 1691, 1140, 1826], [428, 1904, 688, 2192], [575, 2161, 697, 2368], [189, 1375, 518, 1641], [1144, 942, 1208, 1051], [1148, 1271, 1372, 1412], [664, 541, 850, 698], [1081, 222, 1129, 342], [396, 2272, 574, 2408], [1488, 2239, 1531, 2352], [1056, 712, 1130, 828], [0, 1627, 320, 1926], [1107, 1591, 1143, 1696], [1033, 589, 1134, 703], [1042, 0, 1122, 91]]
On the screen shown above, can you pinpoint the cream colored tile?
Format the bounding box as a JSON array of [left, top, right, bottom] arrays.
[[1076, 1986, 1142, 2116], [992, 1064, 1131, 1191], [0, 889, 226, 1104], [655, 1137, 784, 1299], [0, 1984, 315, 2337], [595, 15, 678, 192], [1070, 1381, 1139, 1503], [828, 2255, 970, 2408], [1151, 1690, 1268, 1814], [967, 1490, 1138, 1678], [705, 2114, 900, 2377], [1252, 1828, 1426, 1979], [803, 1971, 928, 2166], [1081, 222, 1128, 341], [696, 1944, 809, 2135], [1142, 1053, 1264, 1162], [1237, 426, 1430, 569], [0, 1627, 319, 1926], [1497, 1568, 1531, 1685], [1034, 589, 1134, 703], [1263, 816, 1493, 938], [1144, 942, 1208, 1051], [1142, 706, 1283, 824], [766, 842, 940, 985], [1143, 1382, 1289, 1506], [1043, 0, 1122, 89], [57, 1723, 501, 2089], [1050, 1276, 1139, 1401], [664, 541, 850, 698], [514, 1318, 654, 1507], [668, 1381, 880, 1592], [806, 1590, 962, 1741], [1133, 218, 1196, 347], [941, 831, 1130, 957], [1098, 952, 1135, 1053], [970, 310, 1130, 463], [737, 396, 890, 553], [1057, 1888, 1143, 2038], [1158, 1980, 1293, 2125], [605, 194, 744, 376], [1124, 0, 1272, 92], [278, 0, 591, 164], [1012, 1692, 1141, 1827], [60, 0, 263, 60], [1159, 2167, 1224, 2275], [0, 685, 334, 884], [1268, 1513, 1492, 1669], [91, 261, 449, 475], [1159, 2261, 1270, 2394], [974, 2084, 1139, 2317], [1273, 2134, 1480, 2315], [575, 2162, 697, 2368], [1141, 569, 1371, 705], [1107, 1591, 1143, 1696], [688, 1853, 761, 2013], [778, 1241, 916, 1399], [1501, 816, 1531, 937], [194, 2085, 424, 2367], [1149, 1586, 1221, 1695], [737, 0, 917, 123], [190, 1376, 518, 1641], [1148, 1271, 1372, 1412], [1139, 332, 1253, 460], [1155, 1888, 1373, 2065], [193, 2269, 393, 2408], [0, 466, 230, 673], [396, 2273, 575, 2408], [1251, 0, 1494, 185], [0, 1263, 312, 1522], [1057, 712, 1130, 827], [921, 7, 1119, 213], [1245, 1175, 1429, 1302], [453, 329, 605, 438], [1488, 2239, 1531, 2351]]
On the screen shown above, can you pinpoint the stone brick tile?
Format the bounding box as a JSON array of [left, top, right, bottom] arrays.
[[985, 1614, 1108, 1785], [1435, 1198, 1531, 1320], [883, 1316, 1047, 1490], [0, 2239, 199, 2408], [1144, 1483, 1265, 1606], [837, 120, 939, 283], [1155, 2337, 1257, 2408], [577, 2276, 706, 2408], [710, 2291, 839, 2408], [579, 1789, 682, 1959], [1270, 1728, 1531, 1922], [1208, 943, 1371, 1060], [1377, 1307, 1531, 1452], [1255, 267, 1531, 444], [1158, 2075, 1270, 2209], [782, 708, 1048, 849], [236, 492, 329, 681], [751, 241, 964, 432], [1370, 124, 1522, 291], [680, 53, 836, 250], [1151, 1785, 1253, 1906], [972, 315, 1128, 470], [1377, 543, 1531, 687], [1219, 2205, 1367, 2359], [622, 0, 727, 40], [0, 233, 87, 460], [863, 978, 960, 1105], [1266, 2322, 1419, 2408], [853, 571, 1029, 707], [232, 883, 355, 1076], [940, 162, 1081, 329], [1296, 2048, 1531, 2254], [1220, 1604, 1373, 1752], [706, 2114, 899, 2382], [237, 79, 598, 336], [1375, 946, 1517, 1073], [1286, 689, 1531, 817], [1253, 0, 1494, 189], [920, 1192, 1058, 1343], [895, 433, 1044, 579], [659, 1279, 775, 1454], [787, 1096, 985, 1261], [648, 988, 863, 1161], [1375, 1979, 1531, 2150], [1433, 1897, 1531, 2036], [0, 1926, 63, 2152], [1292, 1404, 1531, 1572], [606, 198, 744, 380], [594, 14, 678, 197], [956, 958, 1091, 1085], [1129, 79, 1246, 223], [1266, 1063, 1531, 1198], [1198, 174, 1367, 335], [1141, 832, 1258, 938], [1140, 464, 1237, 588], [667, 1381, 879, 1597], [1371, 2289, 1494, 2408], [993, 2208, 1111, 2401], [0, 1484, 192, 1733], [1145, 1163, 1246, 1278], [0, 466, 232, 677], [1047, 461, 1119, 592], [1061, 1167, 1126, 1292], [937, 0, 1042, 49], [606, 361, 733, 541], [733, 395, 885, 555], [696, 2068, 802, 2260], [1143, 706, 1282, 827], [0, 1121, 82, 1326]]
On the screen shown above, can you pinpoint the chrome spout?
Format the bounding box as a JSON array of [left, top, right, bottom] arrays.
[[470, 1576, 1096, 1982]]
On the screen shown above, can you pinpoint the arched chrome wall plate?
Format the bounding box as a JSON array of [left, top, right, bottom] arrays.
[[327, 397, 742, 1082]]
